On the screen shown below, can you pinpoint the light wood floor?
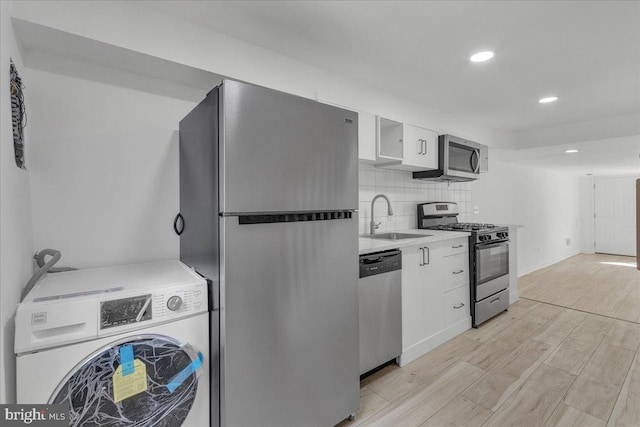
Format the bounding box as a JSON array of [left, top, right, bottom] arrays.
[[520, 253, 640, 323], [338, 254, 640, 427]]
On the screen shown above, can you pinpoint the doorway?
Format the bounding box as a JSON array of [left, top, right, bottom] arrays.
[[595, 176, 636, 256]]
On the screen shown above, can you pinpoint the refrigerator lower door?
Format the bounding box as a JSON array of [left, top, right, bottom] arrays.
[[210, 304, 220, 427], [220, 216, 359, 427]]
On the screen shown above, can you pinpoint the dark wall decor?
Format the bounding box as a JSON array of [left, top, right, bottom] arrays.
[[10, 58, 27, 169]]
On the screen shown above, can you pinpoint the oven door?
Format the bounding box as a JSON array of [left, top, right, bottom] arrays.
[[474, 240, 509, 300], [442, 135, 482, 180]]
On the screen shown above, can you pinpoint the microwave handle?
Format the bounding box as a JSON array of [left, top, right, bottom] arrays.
[[471, 149, 480, 173]]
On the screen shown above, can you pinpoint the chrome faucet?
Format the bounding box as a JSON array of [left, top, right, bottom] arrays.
[[370, 194, 394, 234]]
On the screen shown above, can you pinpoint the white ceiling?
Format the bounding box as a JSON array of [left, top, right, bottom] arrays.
[[148, 0, 640, 175], [149, 1, 640, 132], [492, 135, 640, 176]]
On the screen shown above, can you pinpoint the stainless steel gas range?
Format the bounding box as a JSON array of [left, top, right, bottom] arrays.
[[417, 202, 510, 327]]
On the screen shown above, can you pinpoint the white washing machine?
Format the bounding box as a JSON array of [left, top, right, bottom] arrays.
[[15, 260, 210, 427]]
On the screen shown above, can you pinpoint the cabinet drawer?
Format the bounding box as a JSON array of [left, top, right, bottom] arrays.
[[444, 286, 470, 327], [442, 238, 468, 257], [442, 252, 469, 291]]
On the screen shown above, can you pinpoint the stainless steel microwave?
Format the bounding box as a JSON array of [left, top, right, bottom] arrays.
[[413, 134, 487, 182]]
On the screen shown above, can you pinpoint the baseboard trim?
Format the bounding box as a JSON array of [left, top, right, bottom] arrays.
[[398, 317, 471, 367], [517, 250, 581, 277]]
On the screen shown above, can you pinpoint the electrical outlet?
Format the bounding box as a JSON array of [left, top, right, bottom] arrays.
[[565, 238, 571, 246]]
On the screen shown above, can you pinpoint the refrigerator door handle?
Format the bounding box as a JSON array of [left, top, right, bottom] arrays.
[[174, 213, 185, 235]]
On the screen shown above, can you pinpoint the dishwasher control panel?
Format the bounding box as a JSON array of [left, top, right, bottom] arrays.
[[359, 249, 402, 278]]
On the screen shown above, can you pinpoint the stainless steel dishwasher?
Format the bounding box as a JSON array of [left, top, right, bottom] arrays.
[[359, 249, 402, 376]]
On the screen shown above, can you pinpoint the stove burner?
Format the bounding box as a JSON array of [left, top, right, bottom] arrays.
[[457, 223, 495, 229]]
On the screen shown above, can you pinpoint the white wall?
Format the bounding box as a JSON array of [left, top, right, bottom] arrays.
[[579, 176, 595, 253], [27, 68, 196, 268], [0, 1, 34, 403], [470, 156, 581, 276]]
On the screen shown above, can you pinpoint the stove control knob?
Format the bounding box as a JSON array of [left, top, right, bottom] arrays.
[[167, 295, 183, 311]]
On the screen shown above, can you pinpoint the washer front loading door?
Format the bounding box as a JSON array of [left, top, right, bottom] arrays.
[[51, 334, 203, 427]]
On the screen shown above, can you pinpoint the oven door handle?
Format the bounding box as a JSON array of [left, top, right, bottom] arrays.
[[476, 240, 509, 250]]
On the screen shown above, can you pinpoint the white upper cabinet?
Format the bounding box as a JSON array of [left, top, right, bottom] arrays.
[[401, 123, 438, 170], [315, 98, 441, 168], [358, 111, 377, 162], [314, 97, 378, 162], [376, 116, 438, 171], [377, 117, 404, 161]]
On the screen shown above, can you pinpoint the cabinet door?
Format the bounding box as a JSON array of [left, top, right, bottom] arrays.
[[401, 246, 425, 351], [422, 244, 445, 338], [401, 124, 438, 170], [377, 117, 404, 161], [358, 111, 377, 162]]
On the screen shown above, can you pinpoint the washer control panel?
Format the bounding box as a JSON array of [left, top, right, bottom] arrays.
[[100, 294, 153, 329], [97, 282, 207, 333]]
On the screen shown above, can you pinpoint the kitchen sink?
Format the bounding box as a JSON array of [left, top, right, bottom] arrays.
[[364, 232, 430, 241]]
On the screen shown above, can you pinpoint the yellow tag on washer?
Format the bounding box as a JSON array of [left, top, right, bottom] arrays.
[[112, 359, 148, 403]]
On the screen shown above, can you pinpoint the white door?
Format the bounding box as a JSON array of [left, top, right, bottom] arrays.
[[595, 176, 636, 256]]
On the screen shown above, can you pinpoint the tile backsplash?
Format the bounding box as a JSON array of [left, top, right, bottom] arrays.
[[358, 163, 472, 235]]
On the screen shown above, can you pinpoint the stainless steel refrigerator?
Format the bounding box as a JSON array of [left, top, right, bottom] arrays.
[[178, 79, 359, 427]]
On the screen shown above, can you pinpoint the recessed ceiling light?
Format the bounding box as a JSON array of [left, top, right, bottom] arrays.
[[565, 149, 579, 153], [470, 51, 494, 62], [539, 96, 558, 104]]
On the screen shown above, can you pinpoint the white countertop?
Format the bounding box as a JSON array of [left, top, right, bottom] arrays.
[[359, 229, 471, 254], [497, 224, 525, 229]]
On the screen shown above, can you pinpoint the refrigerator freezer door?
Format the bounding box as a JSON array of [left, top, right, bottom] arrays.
[[220, 216, 359, 427], [220, 80, 358, 213]]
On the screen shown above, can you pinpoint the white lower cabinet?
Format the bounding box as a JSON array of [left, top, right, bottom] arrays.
[[444, 286, 470, 328], [401, 245, 443, 352], [399, 237, 471, 366]]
